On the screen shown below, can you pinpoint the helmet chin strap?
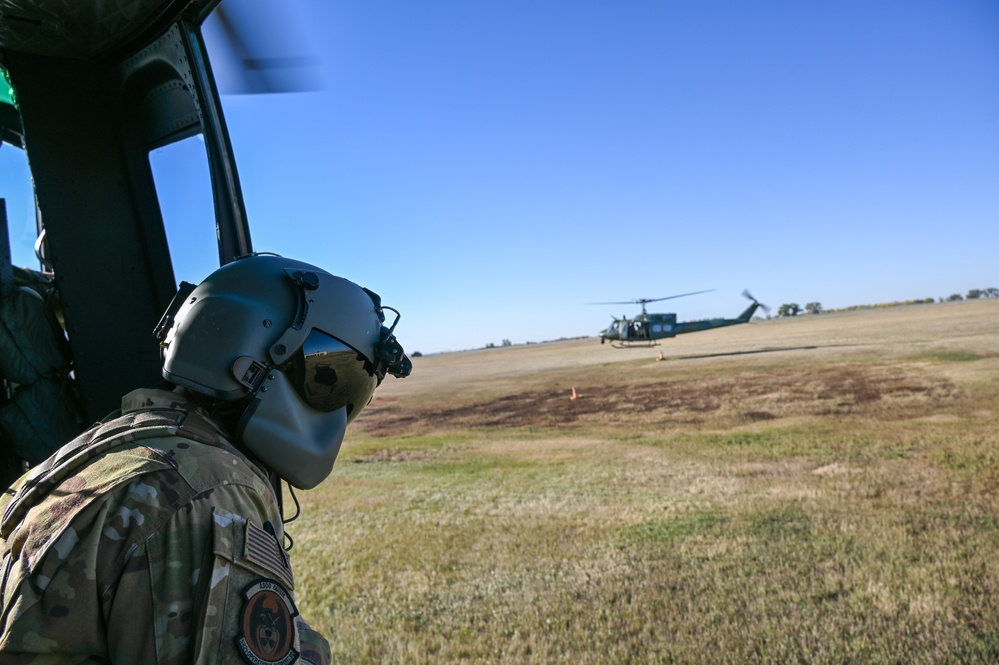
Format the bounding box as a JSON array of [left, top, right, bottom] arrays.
[[236, 369, 349, 490]]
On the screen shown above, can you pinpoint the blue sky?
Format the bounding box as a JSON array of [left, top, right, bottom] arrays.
[[3, 0, 998, 355]]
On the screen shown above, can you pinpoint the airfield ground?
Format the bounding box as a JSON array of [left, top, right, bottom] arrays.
[[292, 298, 999, 663]]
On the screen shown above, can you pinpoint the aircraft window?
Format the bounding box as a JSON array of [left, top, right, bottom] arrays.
[[148, 135, 220, 286], [0, 144, 40, 270]]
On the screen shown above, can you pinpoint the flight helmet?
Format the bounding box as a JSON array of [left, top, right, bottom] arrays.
[[155, 253, 411, 488]]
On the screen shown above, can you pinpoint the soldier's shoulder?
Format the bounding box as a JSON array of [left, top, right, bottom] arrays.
[[140, 433, 271, 497], [115, 400, 272, 496], [0, 442, 177, 566]]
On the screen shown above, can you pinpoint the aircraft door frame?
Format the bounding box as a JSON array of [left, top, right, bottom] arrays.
[[2, 1, 253, 421]]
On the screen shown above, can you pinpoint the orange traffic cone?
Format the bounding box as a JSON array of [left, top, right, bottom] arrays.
[[570, 386, 579, 400]]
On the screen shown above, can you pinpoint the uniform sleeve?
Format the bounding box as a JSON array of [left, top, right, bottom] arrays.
[[108, 481, 331, 665], [297, 617, 333, 665]]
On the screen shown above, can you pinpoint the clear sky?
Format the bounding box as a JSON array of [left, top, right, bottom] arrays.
[[3, 0, 999, 355]]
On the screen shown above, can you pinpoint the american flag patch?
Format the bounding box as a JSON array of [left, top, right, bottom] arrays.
[[244, 521, 294, 590]]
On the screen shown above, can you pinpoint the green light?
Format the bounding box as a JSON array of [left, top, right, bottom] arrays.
[[1, 67, 15, 107]]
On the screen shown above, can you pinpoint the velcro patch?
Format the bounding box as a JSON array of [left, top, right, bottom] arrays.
[[245, 520, 294, 589], [235, 578, 300, 665]]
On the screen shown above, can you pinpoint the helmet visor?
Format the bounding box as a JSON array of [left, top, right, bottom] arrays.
[[283, 329, 378, 422]]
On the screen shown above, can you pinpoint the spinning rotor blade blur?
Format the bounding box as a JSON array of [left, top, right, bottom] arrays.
[[205, 0, 323, 94], [588, 290, 715, 307]]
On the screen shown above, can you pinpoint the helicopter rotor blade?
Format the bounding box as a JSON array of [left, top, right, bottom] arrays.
[[205, 0, 323, 95], [640, 289, 715, 305], [587, 289, 714, 307]]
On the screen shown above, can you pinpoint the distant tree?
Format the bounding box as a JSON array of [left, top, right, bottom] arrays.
[[805, 302, 822, 315], [778, 303, 801, 317], [967, 289, 983, 300], [985, 288, 999, 298], [947, 294, 963, 302], [501, 339, 512, 347], [411, 351, 423, 358], [485, 342, 496, 348]]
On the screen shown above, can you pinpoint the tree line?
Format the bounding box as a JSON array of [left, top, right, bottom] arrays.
[[775, 288, 999, 318]]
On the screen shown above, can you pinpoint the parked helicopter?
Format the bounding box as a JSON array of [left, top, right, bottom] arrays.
[[0, 0, 315, 488], [593, 290, 769, 347]]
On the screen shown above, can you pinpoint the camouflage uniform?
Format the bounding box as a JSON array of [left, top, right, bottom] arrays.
[[0, 387, 331, 664]]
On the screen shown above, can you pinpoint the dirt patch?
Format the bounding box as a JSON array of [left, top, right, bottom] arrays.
[[356, 364, 957, 436], [478, 437, 604, 458], [811, 462, 855, 476], [352, 449, 434, 463]]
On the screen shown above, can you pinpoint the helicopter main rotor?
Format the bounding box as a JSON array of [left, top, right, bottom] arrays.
[[588, 289, 715, 314], [208, 0, 323, 94]]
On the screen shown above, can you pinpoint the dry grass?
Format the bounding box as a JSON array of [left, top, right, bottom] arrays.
[[289, 299, 999, 663]]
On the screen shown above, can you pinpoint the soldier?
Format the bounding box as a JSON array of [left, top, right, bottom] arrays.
[[0, 254, 411, 663]]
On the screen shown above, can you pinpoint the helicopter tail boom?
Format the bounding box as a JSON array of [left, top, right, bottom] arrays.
[[736, 301, 759, 322]]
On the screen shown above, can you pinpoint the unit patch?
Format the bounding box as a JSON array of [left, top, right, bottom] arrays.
[[235, 578, 300, 665]]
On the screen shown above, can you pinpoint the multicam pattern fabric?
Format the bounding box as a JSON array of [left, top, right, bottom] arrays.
[[0, 387, 331, 664]]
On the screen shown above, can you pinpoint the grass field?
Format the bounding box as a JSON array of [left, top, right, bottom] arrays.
[[290, 299, 999, 663]]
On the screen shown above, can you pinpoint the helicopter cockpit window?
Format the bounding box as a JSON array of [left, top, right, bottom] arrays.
[[148, 135, 220, 286]]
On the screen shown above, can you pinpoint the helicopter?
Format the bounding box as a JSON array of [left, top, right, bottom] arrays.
[[593, 290, 769, 347], [0, 0, 314, 488]]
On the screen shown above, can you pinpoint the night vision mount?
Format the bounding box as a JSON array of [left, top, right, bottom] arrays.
[[364, 288, 412, 381]]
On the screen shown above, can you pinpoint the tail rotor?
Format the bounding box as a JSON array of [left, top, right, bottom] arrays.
[[742, 289, 771, 315]]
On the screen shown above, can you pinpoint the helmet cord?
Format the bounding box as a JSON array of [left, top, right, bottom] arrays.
[[282, 481, 302, 552]]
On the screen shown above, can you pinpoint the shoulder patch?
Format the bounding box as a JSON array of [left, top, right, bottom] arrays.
[[235, 578, 300, 665]]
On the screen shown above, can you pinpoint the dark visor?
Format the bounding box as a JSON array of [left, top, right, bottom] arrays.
[[283, 329, 378, 422]]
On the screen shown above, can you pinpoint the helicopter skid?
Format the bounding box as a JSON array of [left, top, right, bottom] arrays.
[[611, 340, 659, 349]]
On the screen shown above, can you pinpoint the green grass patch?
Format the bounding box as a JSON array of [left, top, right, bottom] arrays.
[[911, 349, 985, 363], [745, 505, 813, 540], [666, 425, 827, 453], [341, 433, 470, 462], [931, 440, 999, 473], [622, 508, 728, 546], [646, 424, 915, 462], [415, 456, 538, 478]]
